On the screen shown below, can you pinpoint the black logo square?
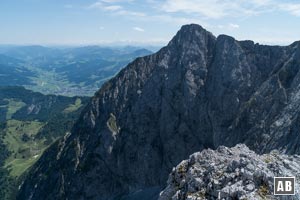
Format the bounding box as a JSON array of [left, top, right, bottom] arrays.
[[274, 177, 295, 195]]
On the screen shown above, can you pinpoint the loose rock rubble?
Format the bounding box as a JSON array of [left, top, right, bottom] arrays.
[[159, 144, 300, 200]]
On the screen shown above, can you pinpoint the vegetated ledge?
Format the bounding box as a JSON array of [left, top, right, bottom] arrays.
[[159, 144, 300, 200]]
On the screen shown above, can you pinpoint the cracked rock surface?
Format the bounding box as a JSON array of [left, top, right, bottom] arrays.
[[159, 144, 300, 200]]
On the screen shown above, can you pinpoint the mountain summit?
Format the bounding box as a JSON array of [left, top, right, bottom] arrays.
[[18, 24, 300, 200]]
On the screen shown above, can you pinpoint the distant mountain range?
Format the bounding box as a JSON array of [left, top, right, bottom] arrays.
[[0, 45, 152, 96], [17, 24, 300, 199], [0, 55, 35, 86]]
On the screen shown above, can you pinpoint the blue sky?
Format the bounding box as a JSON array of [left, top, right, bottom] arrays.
[[1, 0, 300, 46]]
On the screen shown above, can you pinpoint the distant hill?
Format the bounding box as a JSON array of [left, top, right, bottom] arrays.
[[56, 47, 152, 85], [0, 46, 152, 96], [0, 55, 36, 86]]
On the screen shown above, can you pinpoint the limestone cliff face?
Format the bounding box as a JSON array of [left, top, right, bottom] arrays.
[[17, 24, 300, 200]]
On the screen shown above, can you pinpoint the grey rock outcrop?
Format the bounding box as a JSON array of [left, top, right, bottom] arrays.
[[159, 144, 300, 200], [17, 24, 300, 200]]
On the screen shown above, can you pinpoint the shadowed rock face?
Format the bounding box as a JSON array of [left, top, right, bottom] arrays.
[[159, 144, 300, 200], [18, 24, 300, 200]]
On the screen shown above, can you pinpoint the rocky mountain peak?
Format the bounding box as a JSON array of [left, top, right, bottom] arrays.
[[167, 24, 216, 53], [17, 24, 300, 200], [171, 24, 213, 40]]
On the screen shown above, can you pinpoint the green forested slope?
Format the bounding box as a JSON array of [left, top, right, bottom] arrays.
[[0, 86, 89, 199]]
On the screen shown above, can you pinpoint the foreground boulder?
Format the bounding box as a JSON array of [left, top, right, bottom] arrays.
[[159, 144, 300, 200]]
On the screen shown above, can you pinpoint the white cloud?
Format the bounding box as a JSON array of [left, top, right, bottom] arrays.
[[160, 0, 264, 19], [251, 0, 270, 5], [161, 0, 226, 19], [133, 27, 145, 32], [88, 0, 300, 32], [229, 23, 239, 29], [159, 0, 300, 19], [88, 2, 122, 11], [279, 3, 300, 16], [216, 23, 240, 31], [88, 0, 227, 27], [88, 0, 300, 21], [103, 5, 122, 11], [88, 2, 103, 9], [88, 1, 145, 17]]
